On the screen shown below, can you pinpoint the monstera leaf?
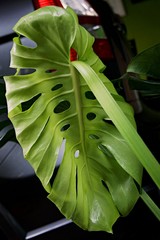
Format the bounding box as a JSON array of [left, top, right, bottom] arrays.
[[126, 43, 160, 94], [127, 43, 160, 79], [4, 6, 160, 232]]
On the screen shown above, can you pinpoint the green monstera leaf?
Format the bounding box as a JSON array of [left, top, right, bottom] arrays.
[[126, 43, 160, 94], [4, 6, 160, 232], [127, 43, 160, 79]]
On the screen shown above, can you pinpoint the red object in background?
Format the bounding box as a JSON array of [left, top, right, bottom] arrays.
[[93, 39, 114, 60], [33, 0, 63, 8], [70, 48, 77, 61]]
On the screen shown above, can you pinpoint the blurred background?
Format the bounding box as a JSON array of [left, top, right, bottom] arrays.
[[0, 0, 160, 239]]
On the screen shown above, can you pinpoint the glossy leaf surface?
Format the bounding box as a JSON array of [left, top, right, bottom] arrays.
[[127, 43, 160, 79], [4, 7, 143, 232]]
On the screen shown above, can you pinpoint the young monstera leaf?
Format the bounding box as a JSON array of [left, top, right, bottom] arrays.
[[4, 6, 160, 232]]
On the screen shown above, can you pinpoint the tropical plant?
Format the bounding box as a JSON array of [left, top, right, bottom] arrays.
[[2, 6, 160, 233]]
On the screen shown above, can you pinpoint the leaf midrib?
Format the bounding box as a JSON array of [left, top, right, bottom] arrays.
[[70, 64, 92, 188]]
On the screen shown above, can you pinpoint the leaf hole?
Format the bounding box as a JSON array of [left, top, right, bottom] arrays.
[[49, 139, 66, 185], [21, 93, 41, 112], [74, 150, 80, 158], [60, 124, 70, 132], [45, 69, 57, 73], [87, 112, 96, 120], [101, 180, 109, 191], [19, 69, 36, 75], [51, 84, 63, 91], [70, 48, 77, 61], [98, 144, 113, 158], [89, 134, 99, 140], [54, 100, 71, 114], [56, 138, 66, 167], [76, 167, 78, 197], [21, 37, 37, 48], [85, 91, 96, 100], [103, 118, 113, 125]]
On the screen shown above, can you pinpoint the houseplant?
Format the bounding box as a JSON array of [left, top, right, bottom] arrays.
[[1, 6, 160, 233]]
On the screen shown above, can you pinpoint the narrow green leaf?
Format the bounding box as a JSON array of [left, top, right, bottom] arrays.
[[72, 60, 160, 188], [140, 189, 160, 221]]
